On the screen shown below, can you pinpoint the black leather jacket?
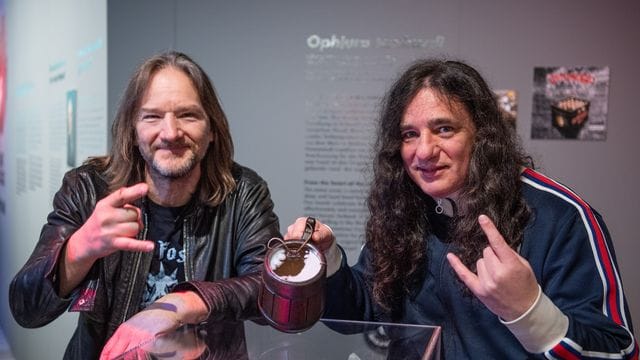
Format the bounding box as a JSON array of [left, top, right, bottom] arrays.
[[9, 162, 280, 359]]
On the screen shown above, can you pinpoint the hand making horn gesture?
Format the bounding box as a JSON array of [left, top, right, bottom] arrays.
[[68, 183, 154, 260], [60, 183, 155, 296], [446, 214, 540, 321]]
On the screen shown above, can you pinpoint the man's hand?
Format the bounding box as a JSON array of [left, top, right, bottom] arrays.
[[138, 326, 207, 360], [100, 291, 208, 360], [446, 214, 539, 321], [99, 303, 182, 359], [67, 183, 154, 262], [59, 183, 154, 296], [285, 217, 335, 252]]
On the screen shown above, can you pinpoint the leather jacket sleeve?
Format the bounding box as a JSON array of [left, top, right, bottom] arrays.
[[174, 275, 263, 322], [227, 165, 280, 278], [176, 164, 281, 322], [9, 165, 107, 328], [10, 162, 280, 332]]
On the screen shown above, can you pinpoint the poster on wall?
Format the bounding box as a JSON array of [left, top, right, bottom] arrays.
[[531, 66, 609, 140], [494, 89, 518, 129], [66, 90, 77, 167]]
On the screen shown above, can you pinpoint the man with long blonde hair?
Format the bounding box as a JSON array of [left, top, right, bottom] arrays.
[[10, 51, 280, 359]]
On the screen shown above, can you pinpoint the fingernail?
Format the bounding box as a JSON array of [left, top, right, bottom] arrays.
[[478, 215, 488, 224]]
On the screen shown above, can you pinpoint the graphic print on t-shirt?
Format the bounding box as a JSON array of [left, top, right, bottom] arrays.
[[140, 201, 187, 309], [142, 262, 178, 308], [141, 237, 186, 308]]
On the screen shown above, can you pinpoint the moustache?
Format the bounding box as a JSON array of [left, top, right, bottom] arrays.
[[154, 141, 192, 151]]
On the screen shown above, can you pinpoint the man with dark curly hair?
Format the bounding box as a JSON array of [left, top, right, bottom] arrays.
[[286, 59, 637, 358]]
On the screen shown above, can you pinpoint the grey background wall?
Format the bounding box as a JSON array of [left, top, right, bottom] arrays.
[[0, 1, 107, 359], [1, 1, 639, 358]]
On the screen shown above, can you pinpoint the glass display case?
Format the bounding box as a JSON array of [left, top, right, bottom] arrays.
[[114, 318, 441, 359]]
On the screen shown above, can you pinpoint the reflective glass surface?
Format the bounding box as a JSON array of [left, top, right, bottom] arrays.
[[115, 318, 441, 360]]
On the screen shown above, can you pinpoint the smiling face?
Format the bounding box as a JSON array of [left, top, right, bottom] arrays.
[[400, 88, 476, 200], [135, 67, 213, 179]]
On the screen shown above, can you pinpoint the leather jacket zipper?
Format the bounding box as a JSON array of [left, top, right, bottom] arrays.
[[183, 217, 191, 281], [120, 212, 149, 324]]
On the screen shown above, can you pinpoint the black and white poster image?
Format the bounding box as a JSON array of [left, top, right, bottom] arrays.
[[531, 66, 609, 140]]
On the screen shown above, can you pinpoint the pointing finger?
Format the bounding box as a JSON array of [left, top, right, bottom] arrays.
[[107, 183, 149, 208]]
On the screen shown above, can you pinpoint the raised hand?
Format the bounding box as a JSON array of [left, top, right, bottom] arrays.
[[59, 183, 154, 296], [446, 214, 539, 321], [66, 183, 154, 262]]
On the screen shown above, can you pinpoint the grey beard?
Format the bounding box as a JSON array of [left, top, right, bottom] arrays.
[[150, 154, 198, 179]]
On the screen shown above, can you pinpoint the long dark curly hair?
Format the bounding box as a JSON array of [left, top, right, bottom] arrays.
[[367, 59, 532, 312]]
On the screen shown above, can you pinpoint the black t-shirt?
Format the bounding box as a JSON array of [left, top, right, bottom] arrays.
[[139, 199, 189, 309]]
